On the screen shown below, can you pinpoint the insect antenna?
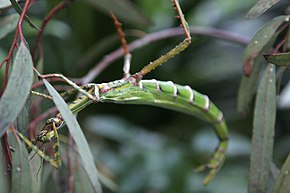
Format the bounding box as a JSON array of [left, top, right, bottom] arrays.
[[110, 12, 132, 79]]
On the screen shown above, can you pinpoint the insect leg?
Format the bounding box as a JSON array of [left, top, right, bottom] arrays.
[[39, 73, 98, 102], [16, 130, 60, 168]]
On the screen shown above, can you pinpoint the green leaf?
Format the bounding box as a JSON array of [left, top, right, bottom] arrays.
[[243, 15, 289, 76], [237, 55, 264, 116], [9, 0, 39, 30], [238, 15, 289, 115], [9, 133, 32, 193], [245, 0, 280, 19], [83, 0, 151, 27], [0, 0, 13, 9], [264, 52, 290, 66], [0, 42, 33, 138], [272, 154, 290, 193], [0, 143, 9, 193], [43, 79, 103, 193], [248, 63, 276, 193], [0, 14, 19, 40]]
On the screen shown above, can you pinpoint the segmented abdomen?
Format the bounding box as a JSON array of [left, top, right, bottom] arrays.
[[139, 79, 229, 184], [139, 79, 228, 138]]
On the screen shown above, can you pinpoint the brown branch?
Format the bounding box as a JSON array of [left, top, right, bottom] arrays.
[[32, 1, 71, 61], [78, 26, 250, 84]]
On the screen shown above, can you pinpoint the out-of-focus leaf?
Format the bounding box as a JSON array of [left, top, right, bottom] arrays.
[[248, 63, 276, 193], [9, 0, 39, 30], [271, 162, 280, 180], [245, 0, 280, 19], [15, 98, 30, 134], [272, 154, 290, 193], [277, 80, 290, 109], [0, 13, 19, 40], [238, 15, 289, 115], [76, 33, 120, 68], [0, 0, 13, 9], [83, 0, 151, 27], [243, 15, 289, 76], [264, 52, 290, 66], [30, 152, 42, 193], [74, 165, 96, 193], [0, 143, 9, 193], [0, 42, 33, 138], [9, 132, 32, 193], [238, 55, 264, 116], [43, 79, 103, 193]]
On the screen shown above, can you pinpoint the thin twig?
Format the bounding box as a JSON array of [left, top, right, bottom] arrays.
[[32, 1, 71, 61], [79, 26, 250, 84]]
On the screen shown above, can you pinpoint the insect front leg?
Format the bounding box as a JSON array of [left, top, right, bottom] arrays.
[[16, 129, 60, 168], [38, 73, 98, 102]]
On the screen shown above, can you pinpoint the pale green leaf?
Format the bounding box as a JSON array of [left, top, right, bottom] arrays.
[[243, 15, 289, 76], [83, 0, 151, 27], [9, 0, 39, 30], [248, 63, 276, 193], [245, 0, 280, 19], [238, 15, 289, 115], [272, 154, 290, 193], [264, 52, 290, 66], [0, 14, 19, 40], [0, 0, 12, 9], [9, 133, 32, 193], [43, 79, 103, 193], [0, 42, 33, 137], [0, 143, 9, 193]]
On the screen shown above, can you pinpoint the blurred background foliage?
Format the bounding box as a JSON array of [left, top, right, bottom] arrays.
[[0, 0, 290, 193]]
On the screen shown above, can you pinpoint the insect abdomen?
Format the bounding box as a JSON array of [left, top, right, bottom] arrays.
[[140, 79, 229, 184]]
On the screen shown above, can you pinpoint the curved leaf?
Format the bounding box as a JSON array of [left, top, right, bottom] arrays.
[[272, 154, 290, 193], [0, 0, 13, 9], [264, 52, 290, 66], [83, 0, 151, 27], [245, 0, 280, 19], [0, 42, 33, 137], [9, 133, 32, 193], [0, 13, 19, 40], [243, 15, 289, 76], [248, 63, 276, 193], [238, 15, 289, 115], [0, 144, 9, 193], [43, 79, 103, 193], [9, 0, 39, 30]]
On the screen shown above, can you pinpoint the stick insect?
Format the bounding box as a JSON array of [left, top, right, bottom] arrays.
[[17, 0, 229, 185]]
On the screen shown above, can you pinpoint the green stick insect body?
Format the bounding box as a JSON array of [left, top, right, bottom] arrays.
[[32, 78, 228, 185], [16, 0, 229, 186]]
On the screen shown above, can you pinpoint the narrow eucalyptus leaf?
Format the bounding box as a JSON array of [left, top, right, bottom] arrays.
[[0, 42, 33, 138], [9, 133, 32, 193], [245, 0, 280, 19], [272, 154, 290, 193], [248, 63, 276, 193], [264, 52, 290, 66], [243, 15, 289, 76], [43, 79, 103, 193], [0, 14, 19, 40], [238, 15, 289, 115], [0, 145, 9, 193], [237, 55, 264, 116], [0, 0, 12, 8], [83, 0, 151, 27], [9, 0, 39, 30]]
